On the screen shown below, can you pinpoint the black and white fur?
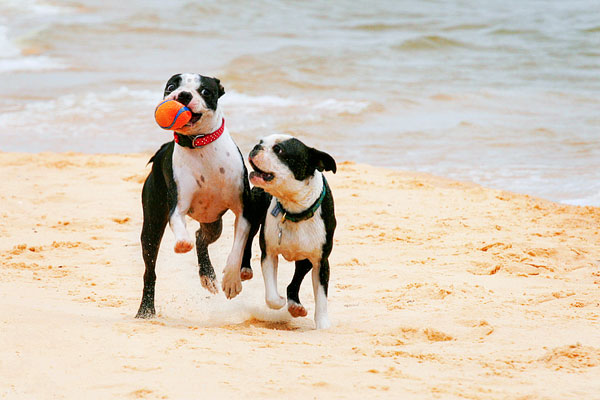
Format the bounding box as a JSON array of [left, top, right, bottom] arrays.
[[248, 135, 336, 329], [136, 73, 259, 319]]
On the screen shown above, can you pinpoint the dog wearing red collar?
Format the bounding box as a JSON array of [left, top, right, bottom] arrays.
[[248, 135, 337, 329], [135, 74, 258, 319]]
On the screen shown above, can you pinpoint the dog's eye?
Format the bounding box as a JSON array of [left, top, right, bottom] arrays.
[[166, 84, 175, 93], [272, 144, 283, 154], [200, 89, 210, 96]]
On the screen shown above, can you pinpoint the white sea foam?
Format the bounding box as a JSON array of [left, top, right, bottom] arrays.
[[7, 88, 370, 121], [0, 31, 66, 72], [0, 0, 70, 73], [0, 87, 369, 151], [7, 87, 157, 115], [0, 0, 67, 16], [0, 26, 20, 58], [313, 98, 370, 114], [562, 193, 600, 207], [0, 87, 161, 152], [222, 90, 370, 115], [222, 92, 296, 107], [0, 55, 65, 73]]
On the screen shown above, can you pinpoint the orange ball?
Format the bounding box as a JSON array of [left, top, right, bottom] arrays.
[[154, 100, 192, 130]]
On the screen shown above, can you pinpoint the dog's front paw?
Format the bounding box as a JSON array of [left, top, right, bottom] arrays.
[[287, 300, 307, 318], [200, 275, 219, 294], [315, 316, 331, 330], [135, 304, 155, 319], [174, 240, 194, 253], [222, 268, 242, 299], [240, 267, 253, 281], [266, 294, 286, 310]]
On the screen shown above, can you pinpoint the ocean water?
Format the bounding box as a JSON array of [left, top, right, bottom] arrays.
[[0, 0, 598, 205]]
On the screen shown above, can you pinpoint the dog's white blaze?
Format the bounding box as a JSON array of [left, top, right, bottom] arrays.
[[184, 74, 199, 84]]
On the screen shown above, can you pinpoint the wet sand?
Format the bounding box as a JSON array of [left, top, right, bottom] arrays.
[[1, 152, 599, 399]]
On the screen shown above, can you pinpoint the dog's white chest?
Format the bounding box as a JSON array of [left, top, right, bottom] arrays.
[[172, 132, 245, 221], [265, 200, 326, 262]]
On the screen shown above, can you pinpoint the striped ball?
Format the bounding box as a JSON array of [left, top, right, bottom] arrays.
[[154, 100, 192, 130]]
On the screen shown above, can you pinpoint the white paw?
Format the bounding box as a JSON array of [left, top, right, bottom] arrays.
[[221, 267, 242, 299], [200, 276, 218, 295], [315, 317, 331, 330], [265, 295, 286, 310]]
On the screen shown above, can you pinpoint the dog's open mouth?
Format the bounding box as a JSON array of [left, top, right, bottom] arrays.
[[186, 112, 203, 126], [249, 159, 275, 182]]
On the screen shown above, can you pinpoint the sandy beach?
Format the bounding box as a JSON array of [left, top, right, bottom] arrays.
[[1, 151, 599, 399], [1, 1, 598, 398]]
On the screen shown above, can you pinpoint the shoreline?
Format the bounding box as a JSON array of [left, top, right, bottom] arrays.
[[1, 151, 599, 399], [1, 149, 597, 208]]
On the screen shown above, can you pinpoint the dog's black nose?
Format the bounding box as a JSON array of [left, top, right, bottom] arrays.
[[249, 144, 263, 159], [176, 91, 193, 106]]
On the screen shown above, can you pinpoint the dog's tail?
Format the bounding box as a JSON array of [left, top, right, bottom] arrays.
[[147, 141, 171, 166], [145, 141, 174, 201], [142, 141, 176, 217]]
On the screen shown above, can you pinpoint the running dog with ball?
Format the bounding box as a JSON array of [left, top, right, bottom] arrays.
[[136, 74, 260, 319]]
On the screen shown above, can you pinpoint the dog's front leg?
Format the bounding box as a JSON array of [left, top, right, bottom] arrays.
[[221, 213, 250, 299], [261, 251, 286, 309], [311, 257, 331, 329], [169, 194, 194, 254]]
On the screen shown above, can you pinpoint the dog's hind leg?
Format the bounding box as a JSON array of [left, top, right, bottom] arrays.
[[240, 186, 271, 281], [196, 218, 222, 294], [286, 259, 312, 318], [311, 257, 331, 329], [239, 185, 270, 281], [136, 174, 169, 319], [240, 219, 259, 281]]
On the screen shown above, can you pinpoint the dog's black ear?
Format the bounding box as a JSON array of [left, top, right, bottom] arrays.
[[214, 77, 225, 98], [310, 148, 337, 174]]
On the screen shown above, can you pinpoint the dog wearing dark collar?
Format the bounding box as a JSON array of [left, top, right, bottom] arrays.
[[248, 135, 337, 329], [135, 73, 258, 319]]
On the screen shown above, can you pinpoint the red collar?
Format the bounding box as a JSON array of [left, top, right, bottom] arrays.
[[173, 118, 225, 148]]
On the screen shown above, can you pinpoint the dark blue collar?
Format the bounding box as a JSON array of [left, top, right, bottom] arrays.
[[271, 177, 327, 223]]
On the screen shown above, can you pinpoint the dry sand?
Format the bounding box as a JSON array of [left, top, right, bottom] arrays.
[[1, 152, 599, 399]]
